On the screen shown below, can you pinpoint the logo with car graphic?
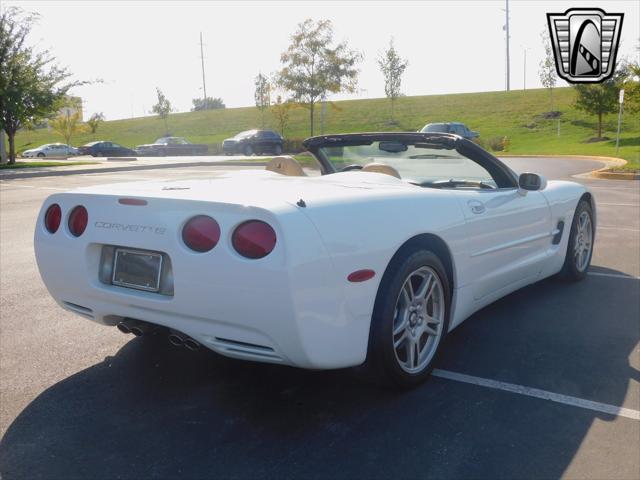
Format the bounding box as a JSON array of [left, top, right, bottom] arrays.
[[546, 8, 624, 83]]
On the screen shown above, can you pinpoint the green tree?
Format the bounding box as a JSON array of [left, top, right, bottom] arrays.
[[271, 95, 298, 137], [277, 19, 361, 136], [151, 87, 172, 134], [191, 97, 225, 111], [50, 111, 84, 145], [622, 58, 640, 114], [254, 73, 271, 129], [0, 7, 85, 163], [574, 74, 623, 139], [86, 112, 104, 134], [539, 30, 558, 111], [377, 39, 408, 122]]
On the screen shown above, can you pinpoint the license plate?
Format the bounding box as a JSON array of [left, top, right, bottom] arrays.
[[112, 249, 163, 292]]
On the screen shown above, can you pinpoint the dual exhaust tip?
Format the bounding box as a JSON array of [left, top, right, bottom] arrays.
[[117, 319, 200, 351]]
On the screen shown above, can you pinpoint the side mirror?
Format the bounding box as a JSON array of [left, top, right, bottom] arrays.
[[518, 172, 547, 191]]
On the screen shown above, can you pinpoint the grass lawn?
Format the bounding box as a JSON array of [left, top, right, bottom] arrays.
[[0, 161, 97, 169], [10, 87, 640, 171]]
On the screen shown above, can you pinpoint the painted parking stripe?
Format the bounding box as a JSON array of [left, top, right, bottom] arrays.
[[598, 226, 640, 232], [432, 369, 640, 421], [588, 272, 640, 280], [597, 203, 639, 207]]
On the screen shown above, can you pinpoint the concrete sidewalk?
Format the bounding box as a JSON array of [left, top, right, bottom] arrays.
[[0, 155, 266, 179]]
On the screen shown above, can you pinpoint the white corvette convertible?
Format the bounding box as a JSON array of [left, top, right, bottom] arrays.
[[34, 133, 595, 388]]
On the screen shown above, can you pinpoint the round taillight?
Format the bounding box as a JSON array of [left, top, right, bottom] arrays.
[[182, 215, 220, 252], [232, 220, 276, 259], [44, 204, 62, 233], [68, 206, 88, 237]]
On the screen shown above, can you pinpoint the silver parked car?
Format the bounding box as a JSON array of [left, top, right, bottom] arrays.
[[419, 122, 479, 140], [22, 143, 78, 158]]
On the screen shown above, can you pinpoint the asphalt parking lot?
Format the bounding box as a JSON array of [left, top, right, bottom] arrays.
[[0, 157, 638, 479]]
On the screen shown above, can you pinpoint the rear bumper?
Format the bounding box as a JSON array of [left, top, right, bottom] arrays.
[[34, 193, 373, 369]]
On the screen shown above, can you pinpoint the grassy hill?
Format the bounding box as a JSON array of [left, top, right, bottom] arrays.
[[14, 87, 640, 170]]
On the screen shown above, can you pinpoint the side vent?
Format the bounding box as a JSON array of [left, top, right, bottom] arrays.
[[211, 337, 283, 362], [62, 301, 94, 319], [552, 221, 565, 245]]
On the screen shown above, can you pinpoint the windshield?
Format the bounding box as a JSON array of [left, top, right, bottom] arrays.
[[319, 140, 497, 188], [234, 130, 257, 139]]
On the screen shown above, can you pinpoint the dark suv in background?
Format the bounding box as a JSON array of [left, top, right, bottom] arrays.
[[419, 122, 479, 140], [223, 130, 284, 156]]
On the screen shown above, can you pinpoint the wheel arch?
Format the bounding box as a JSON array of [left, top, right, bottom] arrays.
[[385, 233, 456, 299], [580, 191, 596, 229]]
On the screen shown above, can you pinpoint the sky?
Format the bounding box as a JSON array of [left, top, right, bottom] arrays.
[[4, 0, 639, 121]]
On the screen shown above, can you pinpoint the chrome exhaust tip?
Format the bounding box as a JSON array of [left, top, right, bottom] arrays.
[[129, 326, 144, 337], [183, 338, 200, 351], [117, 322, 131, 334], [168, 332, 184, 347]]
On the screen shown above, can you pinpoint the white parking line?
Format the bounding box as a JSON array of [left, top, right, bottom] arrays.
[[598, 203, 639, 207], [588, 272, 640, 280], [598, 226, 640, 232], [432, 369, 640, 421]]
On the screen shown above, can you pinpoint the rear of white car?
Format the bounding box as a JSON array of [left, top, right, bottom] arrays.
[[33, 174, 377, 370]]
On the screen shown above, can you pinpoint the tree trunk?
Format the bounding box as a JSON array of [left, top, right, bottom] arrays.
[[8, 130, 16, 164], [261, 110, 265, 129], [549, 87, 554, 112], [391, 98, 395, 121], [309, 102, 315, 137], [163, 117, 169, 135], [597, 112, 602, 138]]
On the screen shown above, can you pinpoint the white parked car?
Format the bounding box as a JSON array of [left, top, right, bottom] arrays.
[[34, 133, 595, 388], [22, 143, 78, 158]]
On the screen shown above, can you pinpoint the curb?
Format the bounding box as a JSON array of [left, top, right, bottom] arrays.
[[500, 154, 638, 181], [0, 160, 267, 180], [591, 169, 640, 180]]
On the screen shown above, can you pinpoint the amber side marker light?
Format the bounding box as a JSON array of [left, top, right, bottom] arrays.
[[347, 269, 376, 282]]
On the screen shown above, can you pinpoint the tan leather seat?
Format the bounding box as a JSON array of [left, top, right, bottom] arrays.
[[266, 156, 307, 177], [361, 163, 401, 179]]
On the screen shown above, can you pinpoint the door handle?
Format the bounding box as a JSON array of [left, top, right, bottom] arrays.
[[467, 200, 486, 214]]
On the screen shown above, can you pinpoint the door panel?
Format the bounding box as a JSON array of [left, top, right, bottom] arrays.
[[454, 189, 552, 300]]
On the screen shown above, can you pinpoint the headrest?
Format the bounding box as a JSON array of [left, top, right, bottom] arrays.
[[361, 163, 401, 179], [265, 156, 307, 177]]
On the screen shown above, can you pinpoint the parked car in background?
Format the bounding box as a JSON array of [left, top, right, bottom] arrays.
[[419, 122, 479, 140], [22, 143, 78, 158], [78, 141, 136, 157], [223, 130, 284, 156], [135, 137, 208, 157]]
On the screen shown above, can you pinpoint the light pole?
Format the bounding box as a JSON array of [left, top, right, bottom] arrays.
[[521, 46, 530, 90], [199, 32, 207, 103], [504, 0, 510, 91]]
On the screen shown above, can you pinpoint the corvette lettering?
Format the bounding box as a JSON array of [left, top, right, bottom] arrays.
[[94, 221, 166, 235]]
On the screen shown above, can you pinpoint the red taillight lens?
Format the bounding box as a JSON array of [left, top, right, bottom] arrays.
[[232, 220, 276, 259], [182, 215, 221, 252], [44, 204, 62, 233], [68, 206, 88, 237]]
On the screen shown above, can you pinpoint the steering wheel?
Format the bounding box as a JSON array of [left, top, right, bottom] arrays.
[[340, 164, 363, 172]]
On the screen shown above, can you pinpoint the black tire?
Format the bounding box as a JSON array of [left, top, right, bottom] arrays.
[[37, 152, 45, 158], [558, 199, 594, 281], [363, 248, 451, 389], [274, 144, 283, 156], [243, 144, 253, 156]]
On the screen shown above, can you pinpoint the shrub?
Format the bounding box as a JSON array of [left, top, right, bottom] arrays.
[[486, 137, 505, 151], [283, 138, 306, 154], [501, 136, 511, 152]]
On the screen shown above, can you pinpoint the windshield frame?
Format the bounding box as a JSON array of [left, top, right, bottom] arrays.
[[303, 132, 518, 189]]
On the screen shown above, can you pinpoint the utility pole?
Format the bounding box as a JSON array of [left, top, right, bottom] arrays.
[[523, 49, 527, 90], [199, 32, 207, 103], [505, 0, 510, 91]]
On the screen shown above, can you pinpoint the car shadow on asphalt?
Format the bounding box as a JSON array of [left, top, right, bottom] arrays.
[[0, 274, 638, 479]]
